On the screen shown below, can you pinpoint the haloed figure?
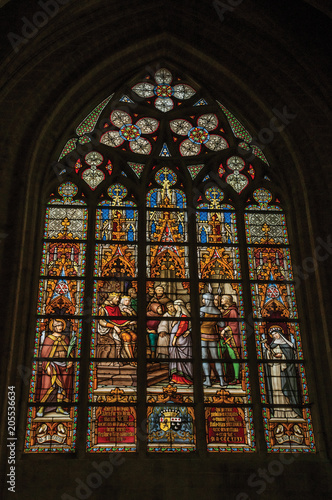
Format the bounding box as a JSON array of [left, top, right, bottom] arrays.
[[37, 318, 74, 417], [263, 326, 302, 418]]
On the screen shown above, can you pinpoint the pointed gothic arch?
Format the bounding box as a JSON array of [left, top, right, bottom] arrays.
[[21, 64, 316, 454]]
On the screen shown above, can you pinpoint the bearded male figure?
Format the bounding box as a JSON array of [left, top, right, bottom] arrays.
[[200, 292, 226, 387], [148, 285, 172, 312], [37, 318, 74, 417]]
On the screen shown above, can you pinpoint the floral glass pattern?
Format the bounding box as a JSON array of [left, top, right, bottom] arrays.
[[100, 110, 159, 155], [132, 68, 196, 113], [170, 114, 228, 156]]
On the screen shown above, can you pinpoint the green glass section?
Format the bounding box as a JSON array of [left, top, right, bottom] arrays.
[[238, 141, 250, 151], [58, 138, 77, 160], [188, 164, 204, 179], [218, 102, 252, 143], [78, 135, 91, 145], [75, 94, 114, 136], [128, 162, 145, 177], [251, 145, 269, 164]]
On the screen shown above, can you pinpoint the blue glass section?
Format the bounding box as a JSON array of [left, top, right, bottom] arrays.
[[119, 95, 134, 103], [176, 192, 184, 208], [102, 208, 109, 240], [188, 126, 210, 145], [224, 210, 233, 243], [160, 143, 171, 157], [153, 85, 174, 97], [194, 98, 208, 106], [150, 192, 157, 208], [128, 225, 134, 241], [224, 211, 231, 225], [119, 124, 141, 142]]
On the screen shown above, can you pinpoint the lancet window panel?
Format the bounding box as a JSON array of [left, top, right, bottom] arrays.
[[196, 194, 240, 285], [144, 167, 195, 452], [146, 295, 194, 392], [88, 184, 139, 452], [246, 189, 315, 452], [96, 187, 138, 242], [25, 182, 87, 453], [195, 184, 255, 453]]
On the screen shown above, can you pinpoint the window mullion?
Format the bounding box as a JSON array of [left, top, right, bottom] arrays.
[[76, 198, 96, 457], [236, 200, 267, 452], [188, 190, 206, 455], [137, 198, 147, 455]]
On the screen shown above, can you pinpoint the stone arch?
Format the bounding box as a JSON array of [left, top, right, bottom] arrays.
[[0, 1, 331, 497]]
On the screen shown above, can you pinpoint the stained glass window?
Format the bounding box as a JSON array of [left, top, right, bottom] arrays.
[[25, 66, 315, 454]]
